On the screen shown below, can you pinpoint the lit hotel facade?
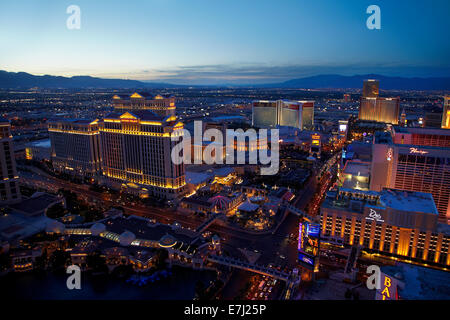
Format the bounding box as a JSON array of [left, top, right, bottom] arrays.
[[48, 119, 101, 178], [359, 97, 400, 125], [0, 118, 21, 204], [321, 188, 450, 267], [252, 100, 314, 130], [112, 93, 175, 117], [98, 110, 186, 199], [442, 96, 450, 129], [370, 128, 450, 224]]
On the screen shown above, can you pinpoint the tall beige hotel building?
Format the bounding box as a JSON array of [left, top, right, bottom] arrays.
[[99, 93, 186, 199], [48, 93, 186, 199], [0, 118, 21, 204]]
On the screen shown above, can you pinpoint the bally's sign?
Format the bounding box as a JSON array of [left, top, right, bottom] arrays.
[[365, 208, 385, 223]]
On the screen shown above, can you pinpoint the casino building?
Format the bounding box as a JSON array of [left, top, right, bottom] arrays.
[[370, 128, 450, 223], [112, 92, 175, 117], [359, 97, 400, 125], [98, 110, 186, 199], [442, 96, 450, 129], [320, 188, 450, 267], [252, 100, 314, 130], [358, 79, 400, 125], [48, 119, 102, 178]]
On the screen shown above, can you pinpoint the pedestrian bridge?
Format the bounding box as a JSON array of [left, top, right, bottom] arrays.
[[284, 205, 306, 217], [195, 213, 223, 233], [207, 255, 292, 282]]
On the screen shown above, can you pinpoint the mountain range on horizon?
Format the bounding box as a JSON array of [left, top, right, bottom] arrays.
[[1, 70, 449, 91]]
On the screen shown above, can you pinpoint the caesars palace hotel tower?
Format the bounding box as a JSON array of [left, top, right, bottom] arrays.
[[98, 93, 186, 199]]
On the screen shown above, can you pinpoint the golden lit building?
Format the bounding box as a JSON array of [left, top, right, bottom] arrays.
[[359, 97, 400, 124], [442, 96, 450, 129], [359, 80, 399, 124], [0, 117, 21, 204], [321, 188, 450, 268], [371, 129, 450, 224], [48, 119, 101, 178], [112, 92, 175, 117], [98, 110, 186, 199]]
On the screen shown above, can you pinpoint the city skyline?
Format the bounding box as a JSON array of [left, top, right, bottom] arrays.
[[1, 0, 450, 84], [1, 0, 450, 306]]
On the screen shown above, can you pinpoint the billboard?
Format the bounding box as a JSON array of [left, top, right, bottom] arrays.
[[298, 221, 320, 271]]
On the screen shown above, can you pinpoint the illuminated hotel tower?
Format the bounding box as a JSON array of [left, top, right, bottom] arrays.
[[0, 118, 21, 204], [48, 119, 101, 178], [98, 110, 186, 199], [112, 93, 175, 117], [370, 128, 450, 224], [442, 96, 450, 129], [359, 80, 400, 124]]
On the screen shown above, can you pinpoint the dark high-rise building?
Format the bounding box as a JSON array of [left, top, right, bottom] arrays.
[[0, 118, 21, 204], [424, 110, 443, 128], [362, 79, 379, 98], [48, 119, 102, 178]]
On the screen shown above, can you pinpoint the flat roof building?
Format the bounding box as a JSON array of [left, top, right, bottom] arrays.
[[339, 159, 371, 191], [321, 188, 450, 267]]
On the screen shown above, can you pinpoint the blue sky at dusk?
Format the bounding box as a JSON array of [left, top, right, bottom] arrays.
[[1, 0, 449, 84]]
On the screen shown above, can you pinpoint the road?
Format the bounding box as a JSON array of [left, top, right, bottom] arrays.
[[20, 159, 339, 273]]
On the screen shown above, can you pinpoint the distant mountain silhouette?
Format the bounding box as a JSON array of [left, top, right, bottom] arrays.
[[1, 71, 449, 90], [0, 71, 181, 89], [259, 74, 450, 90]]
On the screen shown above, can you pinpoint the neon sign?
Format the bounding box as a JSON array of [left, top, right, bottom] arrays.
[[376, 274, 399, 300], [409, 147, 428, 155], [365, 208, 384, 223]]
